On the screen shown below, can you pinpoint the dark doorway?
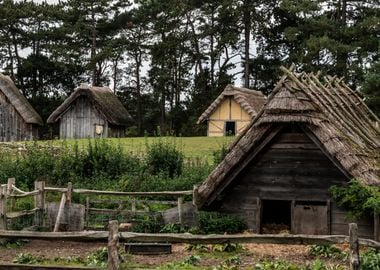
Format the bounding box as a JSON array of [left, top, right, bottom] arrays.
[[225, 121, 236, 136], [261, 200, 291, 234]]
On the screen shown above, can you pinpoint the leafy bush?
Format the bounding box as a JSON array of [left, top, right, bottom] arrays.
[[145, 138, 184, 177], [330, 179, 380, 218], [199, 212, 246, 234], [131, 215, 163, 233], [309, 244, 346, 259], [360, 248, 380, 270], [255, 260, 299, 270], [13, 253, 40, 264], [212, 243, 243, 253], [86, 247, 108, 267]]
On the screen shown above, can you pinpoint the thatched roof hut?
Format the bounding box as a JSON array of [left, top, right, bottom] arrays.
[[0, 74, 43, 141], [47, 84, 132, 139], [197, 85, 266, 136], [195, 67, 379, 238]]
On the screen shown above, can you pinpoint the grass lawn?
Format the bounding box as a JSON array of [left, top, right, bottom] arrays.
[[44, 136, 235, 161]]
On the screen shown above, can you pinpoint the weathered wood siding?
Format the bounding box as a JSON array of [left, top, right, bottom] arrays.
[[212, 129, 374, 238], [59, 96, 108, 139], [208, 97, 251, 136], [0, 91, 36, 141]]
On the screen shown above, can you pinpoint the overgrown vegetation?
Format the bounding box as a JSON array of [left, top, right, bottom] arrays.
[[199, 212, 246, 234], [0, 138, 212, 192], [330, 179, 380, 218]]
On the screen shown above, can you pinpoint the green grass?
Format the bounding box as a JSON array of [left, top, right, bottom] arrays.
[[44, 136, 235, 161]]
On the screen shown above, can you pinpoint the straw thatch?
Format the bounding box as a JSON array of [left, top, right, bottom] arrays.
[[197, 85, 266, 124], [196, 67, 380, 208], [0, 74, 43, 125], [47, 84, 132, 125]]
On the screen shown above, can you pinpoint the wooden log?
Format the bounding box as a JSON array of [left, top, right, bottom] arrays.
[[0, 263, 101, 269], [107, 220, 119, 270], [6, 208, 38, 219], [34, 181, 45, 228], [44, 187, 68, 192], [131, 199, 136, 214], [53, 193, 67, 232], [73, 189, 193, 196], [8, 190, 40, 198], [0, 230, 379, 249], [85, 197, 90, 230], [0, 186, 7, 230], [349, 223, 360, 270]]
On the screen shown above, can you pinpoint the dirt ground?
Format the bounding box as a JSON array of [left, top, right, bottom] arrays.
[[0, 240, 349, 269]]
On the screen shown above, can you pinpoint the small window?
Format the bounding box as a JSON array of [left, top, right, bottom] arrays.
[[225, 121, 236, 136]]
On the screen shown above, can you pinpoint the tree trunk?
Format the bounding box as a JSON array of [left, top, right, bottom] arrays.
[[243, 0, 251, 88]]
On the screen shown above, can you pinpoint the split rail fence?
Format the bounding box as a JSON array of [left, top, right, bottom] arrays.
[[0, 178, 194, 231], [0, 178, 379, 269]]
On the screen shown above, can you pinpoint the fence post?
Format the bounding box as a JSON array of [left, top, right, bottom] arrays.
[[177, 196, 184, 228], [34, 181, 45, 228], [0, 186, 7, 230], [66, 182, 73, 204], [131, 199, 136, 214], [349, 223, 360, 270], [108, 220, 120, 270], [192, 185, 199, 207], [7, 178, 15, 212]]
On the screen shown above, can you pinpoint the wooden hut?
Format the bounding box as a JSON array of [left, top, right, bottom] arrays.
[[197, 85, 266, 136], [0, 74, 43, 141], [194, 67, 380, 240], [47, 84, 132, 139]]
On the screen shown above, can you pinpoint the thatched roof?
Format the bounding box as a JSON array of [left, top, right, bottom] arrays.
[[197, 85, 266, 124], [47, 84, 132, 126], [196, 67, 380, 208], [0, 74, 43, 125]]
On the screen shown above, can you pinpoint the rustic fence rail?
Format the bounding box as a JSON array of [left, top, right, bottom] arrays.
[[0, 221, 379, 269]]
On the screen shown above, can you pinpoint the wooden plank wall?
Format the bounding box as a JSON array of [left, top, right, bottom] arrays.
[[214, 129, 375, 238], [0, 91, 33, 141], [59, 96, 108, 139]]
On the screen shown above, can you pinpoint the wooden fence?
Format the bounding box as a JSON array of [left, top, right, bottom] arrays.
[[0, 178, 195, 232], [0, 221, 379, 270]]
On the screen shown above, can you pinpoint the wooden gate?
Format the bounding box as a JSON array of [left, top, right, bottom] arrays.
[[292, 201, 329, 235]]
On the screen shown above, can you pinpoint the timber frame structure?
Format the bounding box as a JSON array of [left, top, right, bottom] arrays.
[[0, 74, 43, 141], [47, 84, 132, 139], [197, 85, 266, 136], [195, 67, 380, 239]]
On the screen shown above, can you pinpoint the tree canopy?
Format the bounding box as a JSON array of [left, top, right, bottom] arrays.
[[0, 0, 378, 137]]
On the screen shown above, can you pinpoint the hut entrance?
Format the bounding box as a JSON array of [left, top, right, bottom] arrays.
[[261, 200, 291, 234], [225, 121, 236, 136]]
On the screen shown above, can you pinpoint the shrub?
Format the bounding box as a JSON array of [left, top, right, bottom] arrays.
[[360, 248, 380, 270], [145, 138, 184, 177], [309, 244, 346, 259], [199, 212, 246, 234], [86, 247, 108, 267], [13, 253, 40, 264]]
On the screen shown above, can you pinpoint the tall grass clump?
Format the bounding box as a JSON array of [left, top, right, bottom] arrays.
[[145, 137, 184, 177]]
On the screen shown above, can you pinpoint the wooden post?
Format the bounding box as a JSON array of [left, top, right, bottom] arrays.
[[131, 199, 136, 214], [177, 197, 184, 228], [7, 178, 15, 212], [66, 182, 73, 204], [192, 185, 199, 207], [349, 223, 360, 270], [374, 211, 379, 242], [108, 220, 120, 270], [53, 193, 67, 232], [34, 181, 45, 228], [0, 186, 7, 230]]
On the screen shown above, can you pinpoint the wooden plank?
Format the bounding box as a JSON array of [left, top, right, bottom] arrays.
[[125, 243, 172, 255], [375, 212, 380, 241], [53, 193, 67, 232], [0, 185, 7, 230]]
